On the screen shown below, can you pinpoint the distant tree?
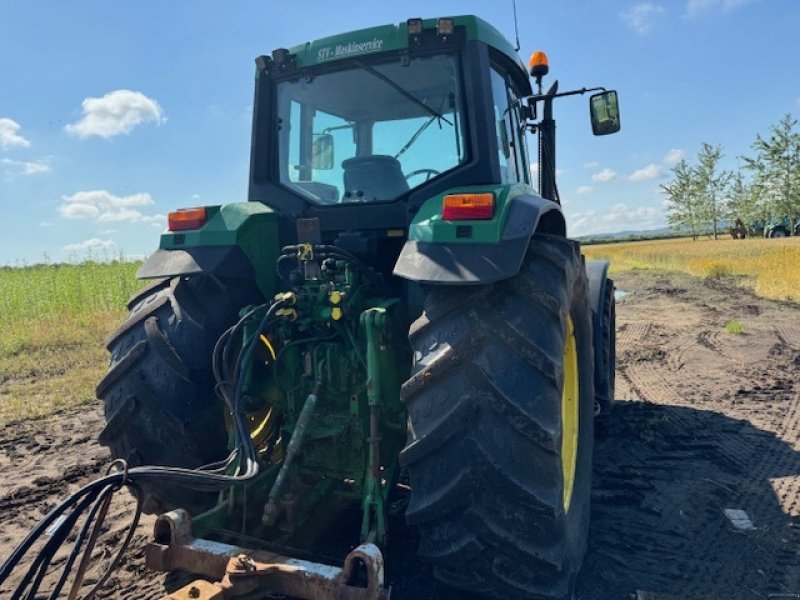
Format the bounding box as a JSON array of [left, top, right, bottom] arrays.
[[725, 172, 760, 224], [693, 143, 732, 240], [742, 114, 800, 232], [661, 159, 700, 240]]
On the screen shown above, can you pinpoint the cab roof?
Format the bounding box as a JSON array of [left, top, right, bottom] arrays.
[[284, 15, 526, 73]]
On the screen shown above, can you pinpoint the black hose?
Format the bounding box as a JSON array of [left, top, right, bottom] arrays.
[[277, 254, 300, 284], [0, 296, 291, 598], [46, 487, 109, 600]]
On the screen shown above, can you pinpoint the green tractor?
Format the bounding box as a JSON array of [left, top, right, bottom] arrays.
[[97, 15, 619, 600], [764, 215, 800, 238], [746, 215, 800, 238]]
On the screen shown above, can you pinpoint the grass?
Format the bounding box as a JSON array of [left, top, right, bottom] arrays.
[[583, 236, 800, 303], [2, 235, 798, 423], [0, 260, 143, 423], [725, 320, 744, 335]]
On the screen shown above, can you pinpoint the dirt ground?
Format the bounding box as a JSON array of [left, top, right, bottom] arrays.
[[2, 269, 800, 599]]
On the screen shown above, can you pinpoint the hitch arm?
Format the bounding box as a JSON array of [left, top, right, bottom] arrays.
[[146, 510, 389, 600]]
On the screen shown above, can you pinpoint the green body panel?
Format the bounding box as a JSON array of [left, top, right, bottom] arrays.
[[159, 202, 280, 297], [408, 183, 537, 244], [287, 15, 525, 72]]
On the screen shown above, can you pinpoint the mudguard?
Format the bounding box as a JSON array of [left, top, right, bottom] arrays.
[[585, 259, 616, 413], [137, 202, 280, 297], [393, 184, 565, 285]]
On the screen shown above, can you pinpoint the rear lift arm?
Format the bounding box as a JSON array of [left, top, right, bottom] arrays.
[[146, 510, 388, 600]]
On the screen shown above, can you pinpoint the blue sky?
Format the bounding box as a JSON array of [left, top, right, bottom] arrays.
[[1, 0, 798, 264]]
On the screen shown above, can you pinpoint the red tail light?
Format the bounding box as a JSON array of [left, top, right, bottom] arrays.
[[168, 207, 207, 231], [442, 193, 495, 220]]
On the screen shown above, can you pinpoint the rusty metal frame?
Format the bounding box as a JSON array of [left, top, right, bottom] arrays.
[[145, 509, 389, 600]]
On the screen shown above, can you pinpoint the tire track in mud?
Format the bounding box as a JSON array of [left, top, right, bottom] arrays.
[[775, 321, 800, 350], [666, 333, 696, 372], [695, 329, 722, 354], [624, 362, 690, 407], [616, 321, 652, 351], [614, 369, 643, 402], [579, 271, 800, 600], [586, 386, 800, 597]]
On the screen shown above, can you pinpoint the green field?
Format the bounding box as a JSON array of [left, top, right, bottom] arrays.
[[0, 260, 142, 423], [2, 236, 799, 424]]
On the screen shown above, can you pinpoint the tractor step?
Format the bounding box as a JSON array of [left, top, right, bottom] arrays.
[[145, 509, 389, 600]]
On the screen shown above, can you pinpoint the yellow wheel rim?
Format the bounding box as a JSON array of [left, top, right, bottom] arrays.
[[561, 315, 579, 512]]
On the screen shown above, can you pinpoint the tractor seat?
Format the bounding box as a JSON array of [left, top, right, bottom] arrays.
[[342, 155, 409, 202]]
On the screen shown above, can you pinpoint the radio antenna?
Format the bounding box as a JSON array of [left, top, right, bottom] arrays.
[[512, 0, 521, 52]]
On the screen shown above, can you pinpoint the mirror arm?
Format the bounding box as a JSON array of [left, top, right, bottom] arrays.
[[525, 86, 605, 104]]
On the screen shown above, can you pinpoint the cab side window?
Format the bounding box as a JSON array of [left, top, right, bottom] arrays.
[[490, 68, 530, 185]]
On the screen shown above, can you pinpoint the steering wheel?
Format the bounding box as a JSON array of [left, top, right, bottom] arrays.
[[405, 168, 441, 184]]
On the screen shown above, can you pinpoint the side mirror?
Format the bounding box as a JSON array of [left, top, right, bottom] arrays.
[[312, 134, 334, 170], [589, 90, 621, 136]]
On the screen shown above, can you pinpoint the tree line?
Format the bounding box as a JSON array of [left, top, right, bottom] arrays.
[[662, 114, 800, 240]]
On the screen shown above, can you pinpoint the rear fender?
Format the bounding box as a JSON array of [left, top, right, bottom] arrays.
[[585, 259, 615, 412], [393, 184, 565, 284], [137, 202, 280, 298]]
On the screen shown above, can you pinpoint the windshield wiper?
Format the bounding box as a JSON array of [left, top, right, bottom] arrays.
[[395, 115, 437, 159], [352, 59, 452, 126]]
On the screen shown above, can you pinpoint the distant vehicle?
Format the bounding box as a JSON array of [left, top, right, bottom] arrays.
[[747, 216, 800, 238], [729, 218, 747, 239]]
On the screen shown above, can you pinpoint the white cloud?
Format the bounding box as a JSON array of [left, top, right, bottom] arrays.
[[685, 0, 751, 18], [65, 90, 165, 139], [568, 203, 663, 237], [1, 158, 50, 175], [577, 185, 594, 195], [59, 190, 158, 222], [583, 161, 600, 169], [621, 3, 665, 34], [663, 148, 685, 165], [0, 118, 31, 149], [592, 168, 617, 182], [191, 193, 201, 200], [63, 238, 116, 253], [141, 213, 167, 225], [629, 163, 666, 181]]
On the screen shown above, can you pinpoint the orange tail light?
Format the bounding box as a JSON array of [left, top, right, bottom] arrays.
[[168, 207, 207, 231], [442, 193, 495, 220]]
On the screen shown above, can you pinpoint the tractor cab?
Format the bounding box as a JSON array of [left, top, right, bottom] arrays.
[[243, 15, 619, 281], [249, 17, 535, 235]]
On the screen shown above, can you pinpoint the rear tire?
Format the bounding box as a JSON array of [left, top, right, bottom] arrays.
[[594, 278, 616, 414], [401, 235, 594, 599], [96, 275, 259, 514], [770, 228, 788, 238]]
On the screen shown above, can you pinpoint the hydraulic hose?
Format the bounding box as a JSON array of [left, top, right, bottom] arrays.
[[0, 295, 292, 599]]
